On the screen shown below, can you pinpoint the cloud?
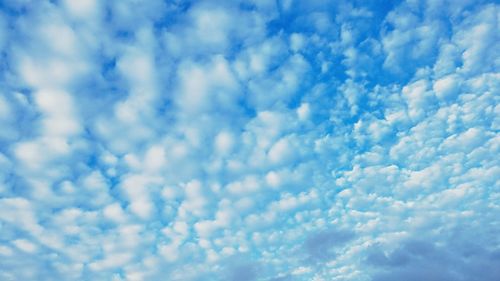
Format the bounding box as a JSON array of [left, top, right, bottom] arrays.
[[305, 229, 355, 261], [366, 237, 500, 281], [0, 0, 498, 280]]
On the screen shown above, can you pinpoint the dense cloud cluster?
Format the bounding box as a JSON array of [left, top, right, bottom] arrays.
[[0, 0, 499, 280]]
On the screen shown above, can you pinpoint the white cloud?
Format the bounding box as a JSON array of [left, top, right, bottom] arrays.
[[0, 197, 42, 236], [214, 131, 235, 155], [62, 0, 100, 20], [290, 33, 306, 52], [433, 74, 460, 101], [297, 102, 311, 121], [0, 245, 13, 256], [402, 79, 435, 120], [0, 96, 12, 121], [0, 1, 498, 280], [120, 175, 158, 220], [175, 56, 239, 116], [12, 239, 38, 253], [268, 136, 296, 165], [103, 203, 128, 223], [143, 145, 167, 172]]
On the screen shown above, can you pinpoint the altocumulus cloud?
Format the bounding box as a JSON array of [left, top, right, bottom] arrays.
[[0, 0, 499, 280]]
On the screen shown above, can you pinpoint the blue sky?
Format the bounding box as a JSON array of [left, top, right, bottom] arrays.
[[0, 0, 499, 280]]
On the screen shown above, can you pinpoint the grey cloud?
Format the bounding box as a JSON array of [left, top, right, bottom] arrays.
[[366, 237, 500, 281], [226, 264, 257, 281], [305, 229, 355, 261]]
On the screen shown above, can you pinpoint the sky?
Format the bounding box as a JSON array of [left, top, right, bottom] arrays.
[[0, 0, 499, 280]]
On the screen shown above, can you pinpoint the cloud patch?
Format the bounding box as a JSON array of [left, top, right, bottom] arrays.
[[0, 0, 498, 280]]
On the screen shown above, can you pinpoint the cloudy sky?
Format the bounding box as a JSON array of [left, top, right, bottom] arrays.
[[0, 0, 499, 280]]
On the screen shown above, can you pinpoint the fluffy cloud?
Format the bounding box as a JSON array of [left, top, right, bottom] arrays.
[[0, 0, 498, 280]]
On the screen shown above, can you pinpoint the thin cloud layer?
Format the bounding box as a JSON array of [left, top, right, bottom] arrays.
[[0, 0, 499, 280]]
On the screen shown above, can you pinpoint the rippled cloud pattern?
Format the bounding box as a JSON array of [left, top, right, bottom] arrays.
[[0, 0, 499, 280]]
